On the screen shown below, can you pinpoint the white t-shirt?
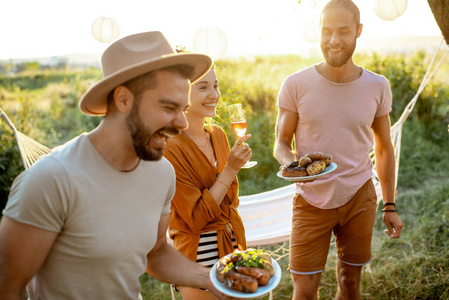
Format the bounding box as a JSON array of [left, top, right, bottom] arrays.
[[277, 65, 392, 209], [3, 133, 175, 299]]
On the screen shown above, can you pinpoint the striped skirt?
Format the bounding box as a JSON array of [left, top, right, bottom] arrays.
[[196, 231, 237, 268]]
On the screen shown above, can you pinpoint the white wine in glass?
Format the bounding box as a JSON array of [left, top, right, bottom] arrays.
[[228, 103, 257, 168]]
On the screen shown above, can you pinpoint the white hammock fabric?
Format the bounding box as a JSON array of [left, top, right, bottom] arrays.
[[239, 184, 295, 247]]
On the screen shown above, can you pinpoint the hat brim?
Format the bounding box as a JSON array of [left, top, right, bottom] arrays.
[[79, 53, 212, 116]]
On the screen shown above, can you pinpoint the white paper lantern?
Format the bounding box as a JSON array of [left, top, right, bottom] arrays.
[[192, 27, 228, 61], [91, 17, 120, 43], [373, 0, 408, 21]]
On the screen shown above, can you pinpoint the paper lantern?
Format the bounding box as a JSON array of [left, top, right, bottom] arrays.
[[192, 27, 228, 61], [373, 0, 408, 21], [91, 17, 120, 43]]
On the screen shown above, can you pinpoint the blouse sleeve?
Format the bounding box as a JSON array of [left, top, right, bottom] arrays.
[[164, 140, 223, 232]]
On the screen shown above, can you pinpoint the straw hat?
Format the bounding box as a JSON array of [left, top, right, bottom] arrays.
[[79, 31, 213, 116]]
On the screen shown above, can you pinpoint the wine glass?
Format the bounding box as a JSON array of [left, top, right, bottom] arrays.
[[228, 103, 257, 168]]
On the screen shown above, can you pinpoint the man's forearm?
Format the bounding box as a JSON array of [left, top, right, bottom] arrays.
[[274, 142, 296, 166], [375, 145, 396, 203], [146, 242, 210, 290]]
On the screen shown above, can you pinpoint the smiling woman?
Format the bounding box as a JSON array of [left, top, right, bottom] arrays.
[[164, 66, 255, 299]]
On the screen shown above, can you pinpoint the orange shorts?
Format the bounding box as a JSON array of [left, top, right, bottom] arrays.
[[289, 179, 377, 275]]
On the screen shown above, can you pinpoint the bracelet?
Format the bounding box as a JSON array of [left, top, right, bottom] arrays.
[[382, 209, 397, 213], [216, 178, 231, 189], [383, 202, 396, 208]]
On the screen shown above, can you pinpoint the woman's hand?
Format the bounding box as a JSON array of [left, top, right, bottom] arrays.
[[210, 134, 252, 204], [227, 134, 252, 172]]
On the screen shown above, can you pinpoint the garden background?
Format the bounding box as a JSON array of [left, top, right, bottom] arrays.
[[1, 49, 448, 298]]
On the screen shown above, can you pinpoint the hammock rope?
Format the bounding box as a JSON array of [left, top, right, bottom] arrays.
[[0, 107, 51, 169], [370, 38, 449, 203]]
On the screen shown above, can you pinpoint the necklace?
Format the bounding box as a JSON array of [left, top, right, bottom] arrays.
[[185, 130, 209, 148], [184, 130, 216, 164]]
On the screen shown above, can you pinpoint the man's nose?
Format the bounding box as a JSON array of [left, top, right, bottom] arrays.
[[174, 110, 188, 131], [330, 33, 340, 44]]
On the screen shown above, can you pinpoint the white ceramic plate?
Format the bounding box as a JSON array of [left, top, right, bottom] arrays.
[[210, 255, 282, 298], [277, 162, 337, 182]]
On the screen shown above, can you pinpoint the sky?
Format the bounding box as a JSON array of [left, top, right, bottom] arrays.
[[0, 0, 444, 61]]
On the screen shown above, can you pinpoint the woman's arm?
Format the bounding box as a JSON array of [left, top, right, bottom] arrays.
[[209, 134, 252, 204]]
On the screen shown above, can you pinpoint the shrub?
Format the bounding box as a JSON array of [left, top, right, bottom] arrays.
[[0, 127, 24, 209]]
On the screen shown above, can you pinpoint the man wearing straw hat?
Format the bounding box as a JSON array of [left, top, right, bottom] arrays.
[[0, 31, 234, 299]]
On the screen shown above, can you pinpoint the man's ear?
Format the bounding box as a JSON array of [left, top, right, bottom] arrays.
[[357, 23, 363, 38], [113, 86, 134, 113]]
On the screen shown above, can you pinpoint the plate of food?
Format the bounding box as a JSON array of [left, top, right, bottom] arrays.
[[210, 248, 282, 298], [277, 152, 336, 182]]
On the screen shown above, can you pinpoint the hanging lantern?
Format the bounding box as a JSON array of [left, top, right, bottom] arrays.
[[91, 17, 120, 43], [303, 15, 320, 43], [373, 0, 408, 21], [192, 27, 228, 61]]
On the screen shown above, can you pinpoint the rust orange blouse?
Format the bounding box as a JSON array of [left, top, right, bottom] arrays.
[[164, 125, 247, 261]]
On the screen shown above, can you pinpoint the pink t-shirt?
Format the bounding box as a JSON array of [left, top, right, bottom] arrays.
[[277, 65, 392, 209]]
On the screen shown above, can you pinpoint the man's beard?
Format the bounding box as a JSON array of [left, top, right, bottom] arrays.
[[321, 40, 357, 67], [126, 102, 178, 161]]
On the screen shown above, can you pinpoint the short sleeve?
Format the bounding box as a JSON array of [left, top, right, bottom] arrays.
[[161, 165, 176, 216], [277, 75, 299, 113], [2, 157, 70, 232], [375, 76, 393, 118]]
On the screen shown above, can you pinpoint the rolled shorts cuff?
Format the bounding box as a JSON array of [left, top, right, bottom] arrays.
[[289, 268, 324, 275], [339, 257, 372, 267]]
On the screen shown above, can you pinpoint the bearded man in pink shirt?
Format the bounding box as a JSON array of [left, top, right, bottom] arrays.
[[274, 0, 403, 299]]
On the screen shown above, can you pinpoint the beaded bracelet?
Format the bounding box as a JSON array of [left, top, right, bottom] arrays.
[[383, 202, 396, 208], [382, 209, 397, 213]]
